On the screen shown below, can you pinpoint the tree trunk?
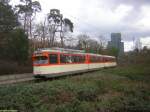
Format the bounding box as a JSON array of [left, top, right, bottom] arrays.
[[29, 17, 32, 38], [60, 36, 64, 48], [24, 13, 27, 31], [60, 17, 63, 48]]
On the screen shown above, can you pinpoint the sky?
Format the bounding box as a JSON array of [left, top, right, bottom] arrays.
[[11, 0, 150, 51]]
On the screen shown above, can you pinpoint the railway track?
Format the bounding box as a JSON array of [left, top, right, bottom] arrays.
[[0, 73, 34, 85], [0, 70, 107, 85]]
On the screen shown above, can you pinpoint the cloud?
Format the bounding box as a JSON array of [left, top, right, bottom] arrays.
[[12, 0, 150, 48], [124, 41, 134, 51], [71, 0, 150, 41], [141, 37, 150, 48], [101, 0, 150, 29], [104, 0, 150, 9]]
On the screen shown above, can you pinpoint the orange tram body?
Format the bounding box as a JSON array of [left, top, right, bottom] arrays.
[[32, 48, 117, 78]]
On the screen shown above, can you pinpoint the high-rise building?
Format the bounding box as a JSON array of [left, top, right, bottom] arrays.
[[108, 33, 124, 55]]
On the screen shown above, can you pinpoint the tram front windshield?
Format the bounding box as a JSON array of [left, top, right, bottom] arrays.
[[33, 56, 48, 65]]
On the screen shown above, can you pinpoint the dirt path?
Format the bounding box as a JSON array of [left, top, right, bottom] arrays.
[[0, 73, 34, 85]]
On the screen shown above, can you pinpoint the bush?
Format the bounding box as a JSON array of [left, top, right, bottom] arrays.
[[0, 60, 32, 75], [0, 65, 150, 112]]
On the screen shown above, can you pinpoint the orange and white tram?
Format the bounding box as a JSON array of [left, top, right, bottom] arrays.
[[32, 48, 117, 78]]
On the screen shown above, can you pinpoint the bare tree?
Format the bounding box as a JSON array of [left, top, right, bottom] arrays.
[[47, 9, 73, 47], [98, 35, 107, 53], [77, 34, 90, 51], [88, 38, 100, 53], [64, 35, 77, 48], [16, 0, 41, 38], [76, 34, 106, 53], [134, 38, 142, 51], [33, 19, 49, 48]]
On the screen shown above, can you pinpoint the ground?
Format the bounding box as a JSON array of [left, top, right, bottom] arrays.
[[0, 65, 150, 112]]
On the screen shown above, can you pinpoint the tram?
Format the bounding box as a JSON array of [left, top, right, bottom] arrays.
[[32, 48, 117, 78]]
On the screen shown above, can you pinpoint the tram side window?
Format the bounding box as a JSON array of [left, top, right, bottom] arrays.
[[111, 58, 115, 62], [90, 56, 97, 63], [104, 57, 107, 62], [90, 56, 102, 63], [60, 55, 66, 63], [99, 57, 103, 62], [60, 54, 72, 63], [33, 56, 48, 64], [90, 56, 93, 62], [60, 54, 85, 64], [80, 56, 85, 63], [72, 55, 85, 63], [49, 54, 58, 64]]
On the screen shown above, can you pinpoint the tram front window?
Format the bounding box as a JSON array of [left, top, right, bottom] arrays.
[[33, 56, 48, 65]]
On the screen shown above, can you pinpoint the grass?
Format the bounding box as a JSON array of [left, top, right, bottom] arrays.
[[0, 65, 150, 112]]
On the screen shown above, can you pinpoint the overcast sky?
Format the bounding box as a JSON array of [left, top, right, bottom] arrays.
[[12, 0, 150, 51]]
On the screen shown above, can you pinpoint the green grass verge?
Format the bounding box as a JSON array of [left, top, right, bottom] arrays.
[[0, 65, 150, 112]]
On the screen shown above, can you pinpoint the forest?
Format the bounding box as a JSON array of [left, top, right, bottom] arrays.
[[0, 0, 150, 75]]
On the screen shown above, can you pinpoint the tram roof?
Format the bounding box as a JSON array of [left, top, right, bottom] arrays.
[[34, 47, 115, 58], [34, 47, 85, 54]]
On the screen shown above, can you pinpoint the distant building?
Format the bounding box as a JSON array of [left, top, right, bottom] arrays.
[[108, 33, 124, 55]]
